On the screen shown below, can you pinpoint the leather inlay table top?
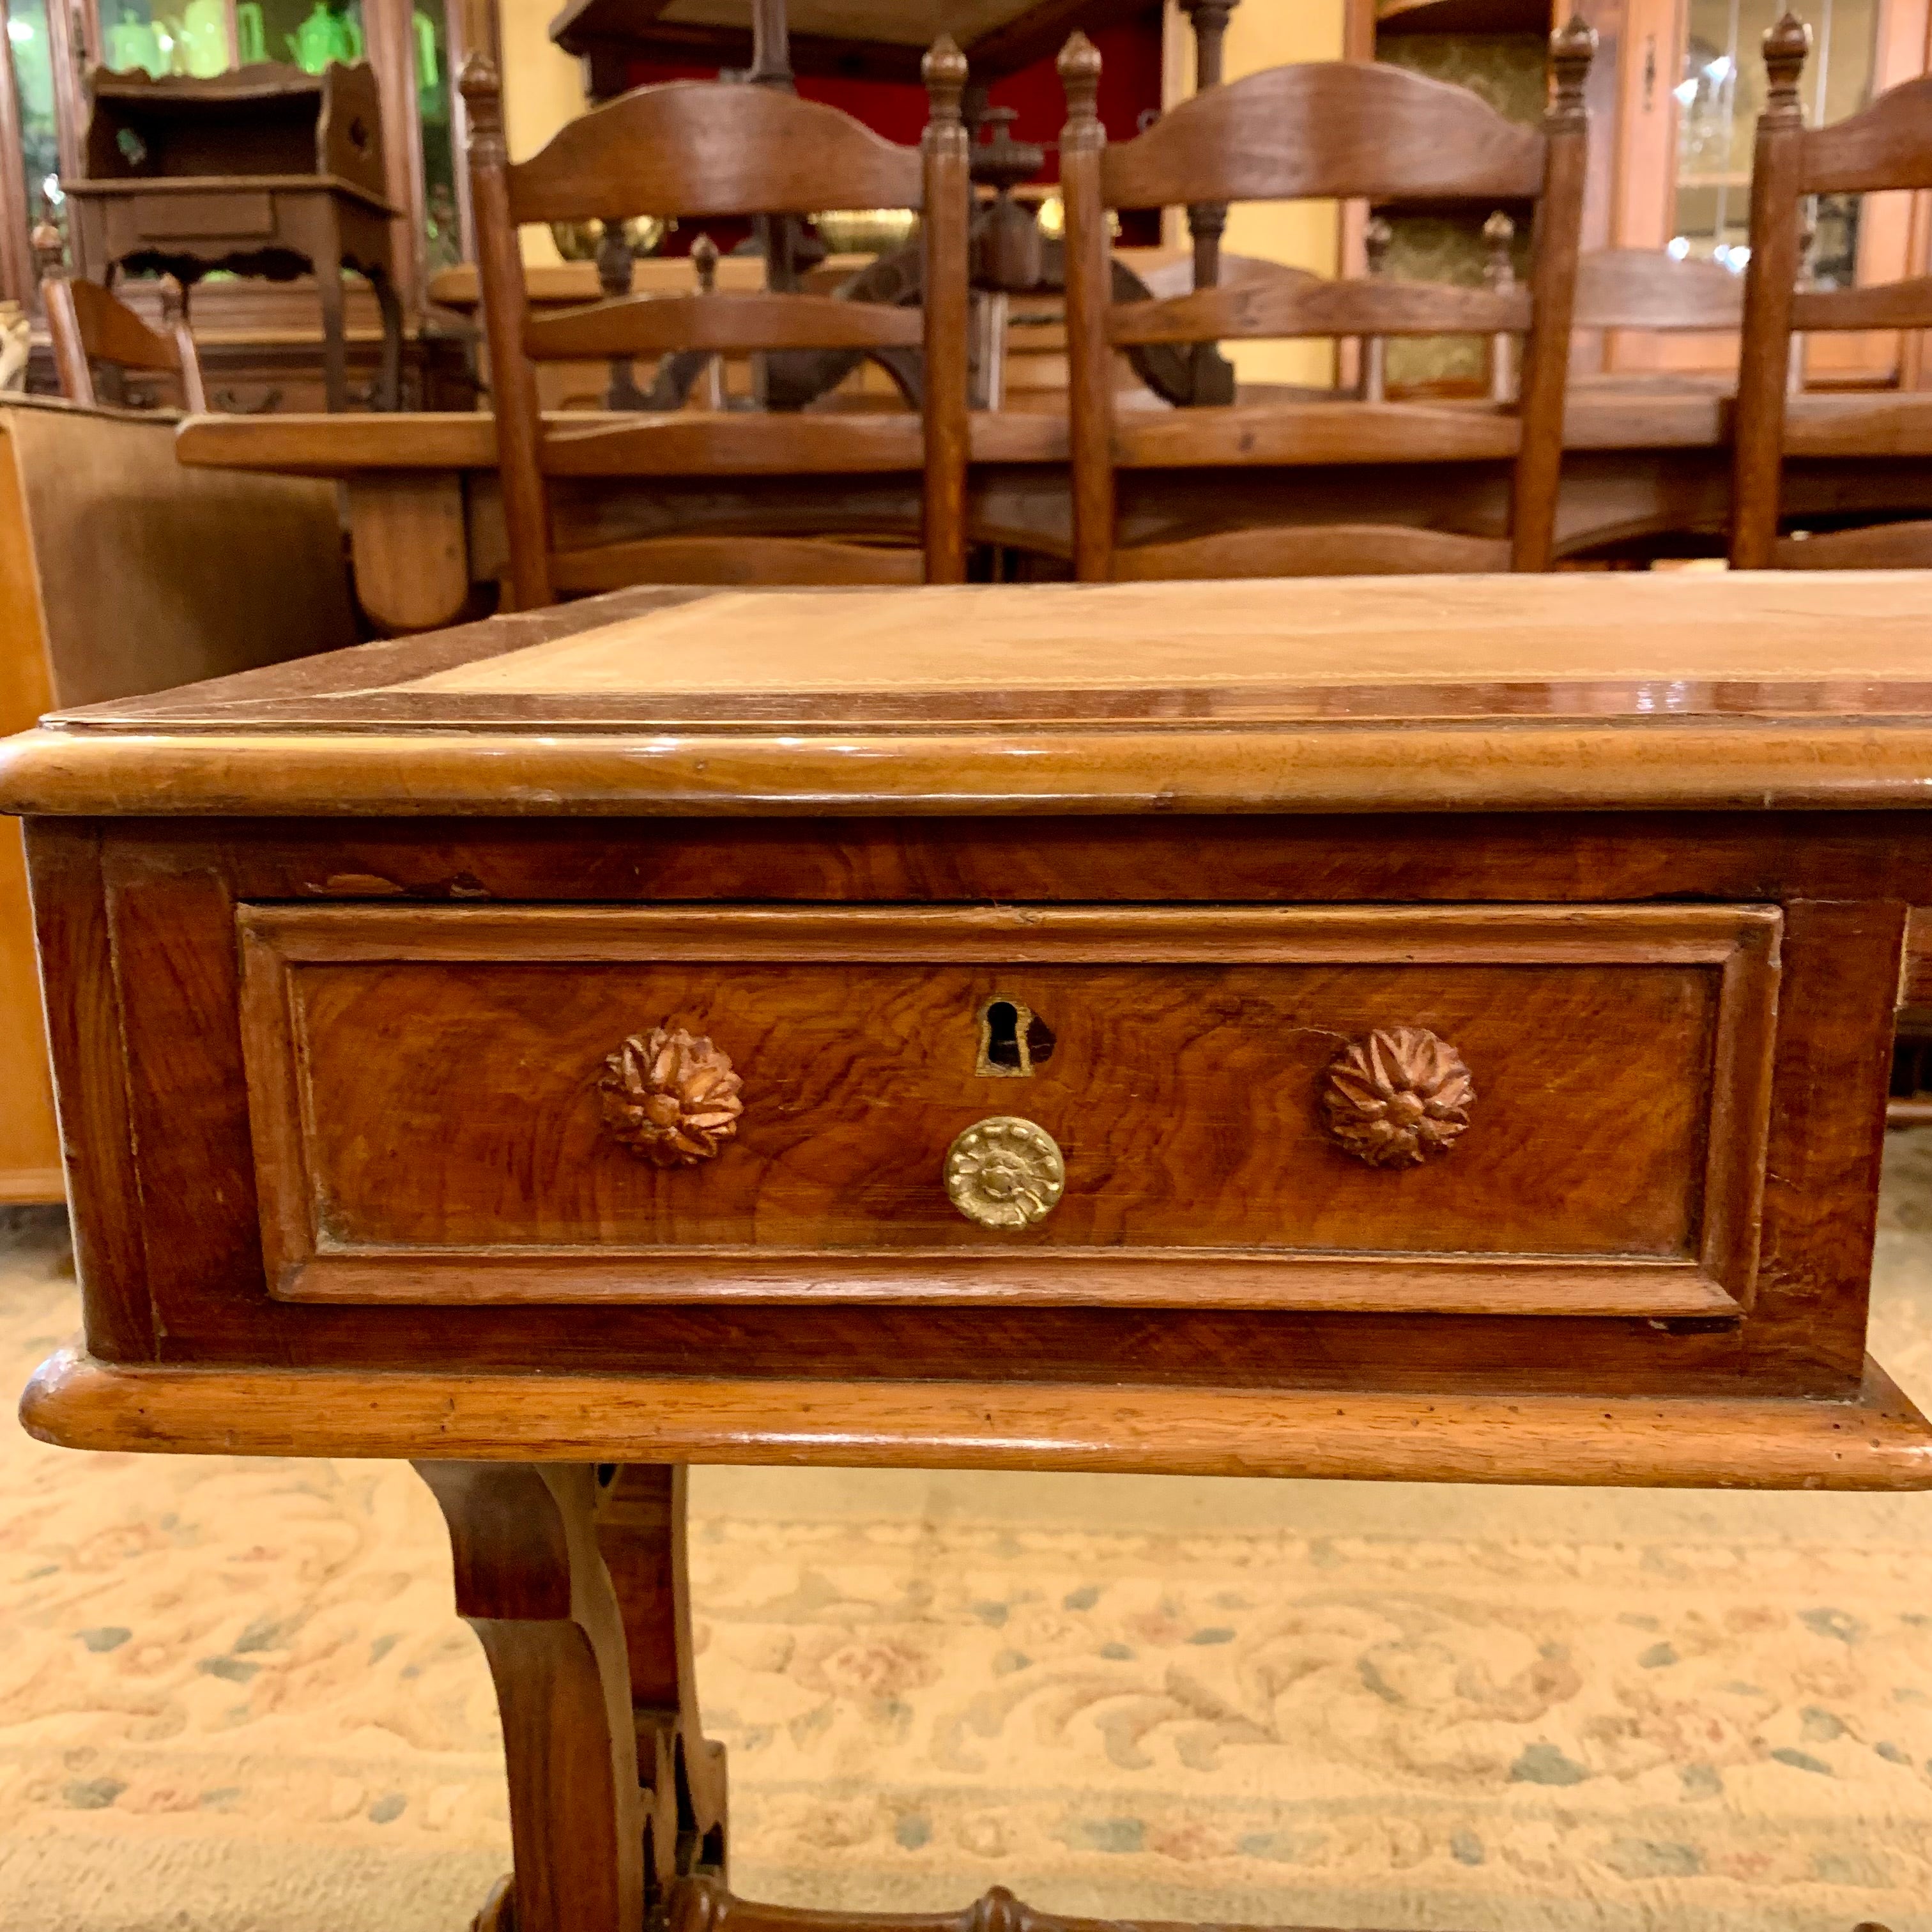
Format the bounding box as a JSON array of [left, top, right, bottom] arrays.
[[10, 574, 1932, 819]]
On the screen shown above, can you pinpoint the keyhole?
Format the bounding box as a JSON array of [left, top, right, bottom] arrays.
[[976, 996, 1055, 1078], [985, 999, 1023, 1070]]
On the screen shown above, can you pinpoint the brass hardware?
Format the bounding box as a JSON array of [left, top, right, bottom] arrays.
[[945, 1116, 1064, 1228], [600, 1025, 743, 1167], [1322, 1027, 1473, 1169]]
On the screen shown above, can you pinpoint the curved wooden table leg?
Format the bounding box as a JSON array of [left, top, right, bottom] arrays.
[[596, 1465, 729, 1892], [417, 1462, 647, 1932]]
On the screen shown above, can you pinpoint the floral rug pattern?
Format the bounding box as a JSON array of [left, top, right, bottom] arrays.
[[5, 1135, 1932, 1932]]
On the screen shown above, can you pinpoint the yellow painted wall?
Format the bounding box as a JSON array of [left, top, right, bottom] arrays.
[[1165, 0, 1346, 386], [498, 0, 586, 264]]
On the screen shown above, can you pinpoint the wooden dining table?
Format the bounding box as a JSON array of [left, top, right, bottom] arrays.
[[172, 378, 1932, 632]]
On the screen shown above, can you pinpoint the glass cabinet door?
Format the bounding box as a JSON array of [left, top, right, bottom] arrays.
[[8, 0, 59, 214], [1671, 0, 1882, 279], [1612, 0, 1929, 379], [88, 0, 368, 77]]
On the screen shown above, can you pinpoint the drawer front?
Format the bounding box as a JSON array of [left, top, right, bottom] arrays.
[[238, 903, 1779, 1316]]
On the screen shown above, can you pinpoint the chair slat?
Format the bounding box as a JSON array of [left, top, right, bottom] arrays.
[[1791, 275, 1932, 334], [1772, 521, 1932, 569], [1101, 62, 1545, 210], [1572, 249, 1743, 331], [549, 534, 923, 592], [536, 411, 928, 479], [1110, 524, 1510, 580], [1801, 73, 1932, 195], [1109, 274, 1531, 348], [507, 81, 923, 223], [525, 293, 924, 361], [1115, 401, 1524, 470]]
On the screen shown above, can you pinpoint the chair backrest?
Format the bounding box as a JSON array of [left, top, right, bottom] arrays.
[[1733, 12, 1932, 565], [461, 46, 971, 610], [1057, 19, 1595, 580], [43, 275, 206, 413]]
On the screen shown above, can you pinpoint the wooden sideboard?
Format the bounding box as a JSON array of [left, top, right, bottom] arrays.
[[0, 392, 356, 1202]]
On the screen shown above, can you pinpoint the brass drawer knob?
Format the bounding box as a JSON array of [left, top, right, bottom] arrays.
[[946, 1116, 1065, 1229], [601, 1025, 744, 1167], [1323, 1027, 1474, 1168]]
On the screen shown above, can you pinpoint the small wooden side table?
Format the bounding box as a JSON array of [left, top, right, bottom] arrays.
[[66, 63, 402, 411], [8, 573, 1928, 1932]]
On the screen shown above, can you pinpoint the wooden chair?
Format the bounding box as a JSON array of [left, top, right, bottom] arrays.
[[43, 275, 206, 413], [1732, 12, 1932, 569], [1057, 20, 1594, 582], [462, 44, 970, 610]]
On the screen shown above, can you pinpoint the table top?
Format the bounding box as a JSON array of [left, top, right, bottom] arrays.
[[170, 387, 1738, 478], [8, 574, 1932, 818]]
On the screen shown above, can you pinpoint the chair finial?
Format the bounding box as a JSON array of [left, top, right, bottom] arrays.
[[691, 231, 719, 296], [1549, 15, 1596, 122], [1762, 12, 1812, 120], [1058, 31, 1102, 128], [923, 34, 969, 123], [459, 52, 505, 144]]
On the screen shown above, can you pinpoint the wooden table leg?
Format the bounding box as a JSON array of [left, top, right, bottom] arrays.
[[310, 222, 348, 414], [371, 264, 405, 411], [418, 1462, 650, 1932], [597, 1465, 729, 1894], [418, 1461, 728, 1932], [347, 474, 473, 634]]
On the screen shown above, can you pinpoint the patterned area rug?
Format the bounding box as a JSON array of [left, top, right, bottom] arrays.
[[5, 1137, 1932, 1932]]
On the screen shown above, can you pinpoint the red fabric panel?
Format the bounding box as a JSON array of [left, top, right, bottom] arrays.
[[622, 6, 1165, 179]]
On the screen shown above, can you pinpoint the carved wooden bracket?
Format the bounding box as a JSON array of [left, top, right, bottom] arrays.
[[1322, 1026, 1474, 1168], [601, 1026, 744, 1167], [670, 1876, 1462, 1932]]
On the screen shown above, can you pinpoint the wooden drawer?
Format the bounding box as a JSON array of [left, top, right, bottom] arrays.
[[238, 902, 1779, 1317]]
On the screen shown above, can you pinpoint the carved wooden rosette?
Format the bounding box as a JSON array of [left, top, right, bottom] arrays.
[[1322, 1027, 1474, 1167], [601, 1025, 744, 1166]]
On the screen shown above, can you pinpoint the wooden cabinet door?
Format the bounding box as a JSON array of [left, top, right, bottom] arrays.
[[1607, 0, 1931, 382]]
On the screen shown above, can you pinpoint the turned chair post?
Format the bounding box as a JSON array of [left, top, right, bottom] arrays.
[[461, 50, 553, 611], [921, 36, 973, 585], [1179, 0, 1240, 406], [1058, 33, 1116, 583], [1510, 13, 1594, 572], [1730, 12, 1811, 570], [1359, 214, 1391, 403]]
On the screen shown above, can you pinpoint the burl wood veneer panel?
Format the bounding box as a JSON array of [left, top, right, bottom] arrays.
[[238, 903, 1777, 1316]]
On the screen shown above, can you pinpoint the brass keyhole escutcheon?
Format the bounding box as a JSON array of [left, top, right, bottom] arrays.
[[945, 1116, 1064, 1229]]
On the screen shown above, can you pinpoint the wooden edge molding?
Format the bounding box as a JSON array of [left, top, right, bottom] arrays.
[[12, 723, 1932, 816], [20, 1345, 1932, 1489]]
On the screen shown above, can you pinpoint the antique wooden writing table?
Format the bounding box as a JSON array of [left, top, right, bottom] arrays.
[[9, 572, 1932, 1932]]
